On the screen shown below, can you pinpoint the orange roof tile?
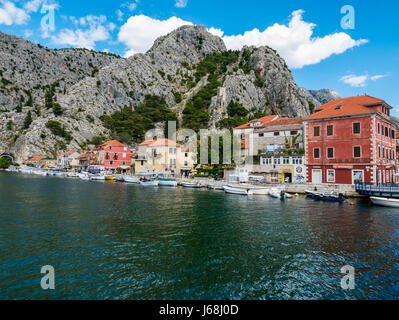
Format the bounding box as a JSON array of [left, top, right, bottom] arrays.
[[305, 95, 389, 120], [139, 139, 181, 147], [29, 156, 45, 161], [100, 140, 127, 148], [234, 115, 279, 130]]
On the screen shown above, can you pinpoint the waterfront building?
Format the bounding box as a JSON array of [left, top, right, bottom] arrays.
[[233, 117, 305, 183], [303, 95, 397, 185], [89, 140, 133, 173], [233, 115, 279, 157], [56, 151, 80, 170], [27, 155, 46, 167], [135, 138, 196, 176]]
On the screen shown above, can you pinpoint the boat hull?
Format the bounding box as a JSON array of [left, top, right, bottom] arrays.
[[159, 180, 178, 187], [123, 176, 140, 184], [182, 183, 202, 188], [140, 181, 159, 186], [371, 197, 399, 208], [224, 186, 248, 195]]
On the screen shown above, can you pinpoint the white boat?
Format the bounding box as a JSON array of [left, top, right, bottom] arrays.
[[123, 176, 140, 184], [207, 184, 226, 190], [247, 188, 270, 196], [90, 175, 105, 181], [20, 168, 32, 174], [32, 170, 48, 176], [182, 182, 202, 188], [66, 172, 79, 178], [370, 197, 399, 208], [269, 191, 280, 198], [158, 179, 178, 187], [224, 186, 249, 195], [140, 180, 159, 186]]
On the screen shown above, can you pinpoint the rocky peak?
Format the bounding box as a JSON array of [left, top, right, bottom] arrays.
[[147, 25, 227, 67]]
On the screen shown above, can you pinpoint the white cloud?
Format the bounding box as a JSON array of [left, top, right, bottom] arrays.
[[222, 10, 368, 69], [118, 15, 193, 56], [175, 0, 188, 8], [0, 1, 30, 25], [116, 9, 123, 21], [208, 27, 224, 38], [52, 15, 111, 49], [340, 73, 387, 87], [370, 74, 387, 81], [24, 0, 43, 13]]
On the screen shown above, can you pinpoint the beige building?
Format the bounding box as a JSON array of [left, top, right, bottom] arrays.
[[135, 138, 196, 176]]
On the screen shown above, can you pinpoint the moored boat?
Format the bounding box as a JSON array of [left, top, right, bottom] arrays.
[[123, 176, 140, 184], [370, 196, 399, 208], [140, 179, 159, 186], [182, 182, 202, 189], [90, 175, 105, 181], [314, 193, 345, 202], [104, 176, 115, 181], [224, 186, 248, 195], [207, 184, 226, 190], [158, 179, 178, 187]]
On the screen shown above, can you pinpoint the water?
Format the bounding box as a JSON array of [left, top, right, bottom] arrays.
[[0, 173, 398, 300]]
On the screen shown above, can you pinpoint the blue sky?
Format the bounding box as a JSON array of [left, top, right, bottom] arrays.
[[1, 0, 398, 115]]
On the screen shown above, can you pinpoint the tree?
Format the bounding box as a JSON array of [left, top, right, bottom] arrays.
[[24, 111, 32, 129], [0, 157, 10, 169]]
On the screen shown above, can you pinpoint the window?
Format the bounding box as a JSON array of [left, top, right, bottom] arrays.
[[354, 146, 361, 158], [122, 161, 126, 166], [274, 132, 280, 136], [352, 170, 364, 184], [123, 153, 126, 158], [378, 146, 381, 158], [140, 161, 144, 166], [283, 157, 290, 165], [392, 129, 396, 139], [326, 125, 334, 136], [327, 148, 334, 159], [110, 161, 113, 165], [274, 157, 281, 165], [109, 146, 112, 150], [292, 157, 303, 165], [169, 148, 173, 154], [314, 148, 320, 159], [382, 147, 385, 159], [378, 123, 380, 134], [185, 153, 188, 158], [385, 127, 389, 137], [290, 131, 298, 136], [314, 126, 320, 137], [262, 157, 272, 165], [184, 161, 188, 166], [259, 133, 264, 137], [241, 134, 245, 140], [353, 122, 361, 134], [327, 169, 335, 183]]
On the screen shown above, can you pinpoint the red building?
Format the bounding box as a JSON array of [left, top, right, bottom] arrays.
[[89, 140, 133, 172], [304, 95, 397, 185]]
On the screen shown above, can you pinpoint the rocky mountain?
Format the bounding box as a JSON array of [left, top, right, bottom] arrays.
[[0, 26, 338, 163]]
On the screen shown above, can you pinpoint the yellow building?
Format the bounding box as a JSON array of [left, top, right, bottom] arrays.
[[135, 139, 196, 176]]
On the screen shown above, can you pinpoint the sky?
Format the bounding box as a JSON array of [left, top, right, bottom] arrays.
[[1, 0, 398, 115]]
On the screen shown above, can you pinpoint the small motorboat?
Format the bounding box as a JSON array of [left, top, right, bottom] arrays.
[[114, 176, 125, 182], [315, 193, 345, 202], [140, 179, 159, 186], [123, 176, 140, 184], [370, 197, 399, 208], [182, 182, 202, 189], [90, 175, 105, 181], [305, 190, 322, 198], [32, 170, 48, 176], [104, 176, 115, 181], [207, 184, 226, 190], [247, 188, 270, 196], [224, 186, 248, 195], [159, 179, 178, 187]]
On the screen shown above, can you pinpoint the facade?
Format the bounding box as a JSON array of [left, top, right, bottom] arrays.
[[233, 115, 279, 157], [89, 140, 133, 172], [57, 151, 80, 170], [135, 138, 196, 176], [304, 95, 397, 185]]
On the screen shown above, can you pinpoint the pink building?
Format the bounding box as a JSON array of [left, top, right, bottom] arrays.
[[90, 140, 133, 172]]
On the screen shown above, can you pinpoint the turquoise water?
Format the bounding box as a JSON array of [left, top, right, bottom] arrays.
[[0, 173, 398, 300]]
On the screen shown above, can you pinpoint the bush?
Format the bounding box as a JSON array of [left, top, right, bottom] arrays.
[[24, 111, 32, 129], [46, 120, 72, 142], [0, 157, 10, 169]]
